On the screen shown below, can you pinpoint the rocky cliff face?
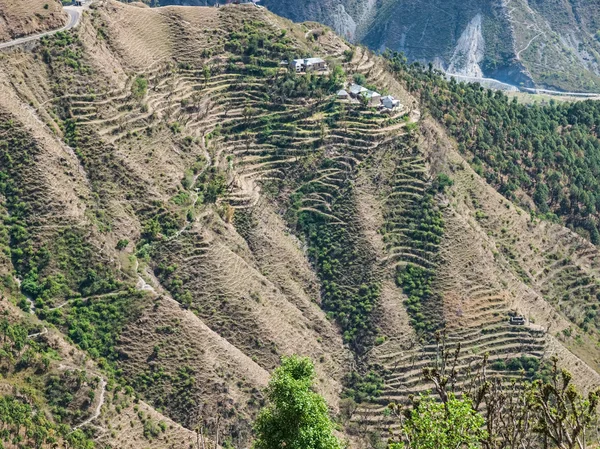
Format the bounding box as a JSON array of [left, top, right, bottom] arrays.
[[259, 0, 600, 91], [447, 13, 485, 78]]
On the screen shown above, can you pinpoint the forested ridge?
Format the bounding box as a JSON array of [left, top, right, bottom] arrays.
[[258, 0, 600, 92], [390, 55, 600, 244]]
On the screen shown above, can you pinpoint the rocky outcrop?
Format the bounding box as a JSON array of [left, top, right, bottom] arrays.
[[447, 14, 485, 78], [257, 0, 600, 91]]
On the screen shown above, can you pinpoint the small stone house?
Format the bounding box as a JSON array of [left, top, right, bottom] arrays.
[[290, 58, 328, 73], [362, 90, 381, 106], [381, 95, 401, 110], [349, 83, 368, 97], [337, 89, 349, 100], [509, 316, 526, 325]]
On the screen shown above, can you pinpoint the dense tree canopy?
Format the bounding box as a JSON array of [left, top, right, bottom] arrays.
[[385, 51, 600, 243]]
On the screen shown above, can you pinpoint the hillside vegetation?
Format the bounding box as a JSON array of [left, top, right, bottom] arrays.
[[1, 1, 600, 447], [260, 0, 600, 92], [402, 63, 600, 245]]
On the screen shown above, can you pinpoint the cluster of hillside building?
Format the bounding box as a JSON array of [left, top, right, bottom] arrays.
[[337, 83, 402, 111], [283, 56, 402, 112]]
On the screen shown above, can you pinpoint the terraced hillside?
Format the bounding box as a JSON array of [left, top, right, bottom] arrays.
[[2, 1, 600, 447], [260, 0, 600, 92], [0, 288, 205, 448]]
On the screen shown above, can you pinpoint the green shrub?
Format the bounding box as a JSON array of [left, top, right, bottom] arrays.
[[353, 73, 367, 85], [434, 173, 454, 192], [131, 76, 148, 100], [343, 370, 384, 403]]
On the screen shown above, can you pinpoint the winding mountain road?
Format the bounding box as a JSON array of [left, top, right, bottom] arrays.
[[445, 71, 600, 98], [0, 5, 85, 50], [445, 72, 520, 92]]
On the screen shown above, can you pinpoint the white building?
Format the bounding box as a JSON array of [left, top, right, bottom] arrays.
[[290, 60, 303, 72], [290, 58, 328, 72], [303, 57, 327, 71], [362, 90, 381, 107], [381, 95, 401, 110]]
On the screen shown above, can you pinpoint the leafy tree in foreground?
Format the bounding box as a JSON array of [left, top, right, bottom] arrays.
[[389, 394, 486, 449], [253, 356, 343, 449]]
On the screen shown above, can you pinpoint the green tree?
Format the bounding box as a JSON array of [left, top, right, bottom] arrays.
[[253, 356, 343, 449], [389, 394, 486, 449], [353, 73, 366, 86], [202, 65, 211, 88], [131, 76, 148, 100], [243, 105, 256, 124]]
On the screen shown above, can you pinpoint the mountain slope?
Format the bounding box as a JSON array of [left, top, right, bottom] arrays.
[[0, 0, 67, 43], [260, 0, 600, 92], [1, 3, 354, 445], [1, 1, 600, 447], [0, 289, 203, 448]]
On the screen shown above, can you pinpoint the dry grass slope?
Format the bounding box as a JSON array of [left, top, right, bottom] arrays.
[[0, 0, 66, 42], [1, 2, 600, 447]]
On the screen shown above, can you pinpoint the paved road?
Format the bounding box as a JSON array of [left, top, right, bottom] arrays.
[[520, 86, 600, 98], [0, 5, 84, 50], [446, 71, 600, 98], [445, 72, 520, 92]]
